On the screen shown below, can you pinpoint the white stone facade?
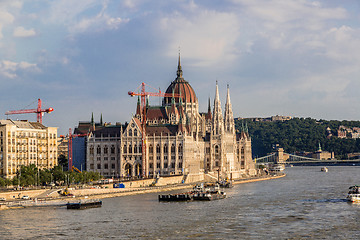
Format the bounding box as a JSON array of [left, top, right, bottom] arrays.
[[86, 59, 256, 180]]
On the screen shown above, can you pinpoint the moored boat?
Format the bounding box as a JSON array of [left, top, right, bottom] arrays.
[[347, 186, 360, 203], [66, 199, 102, 209], [192, 183, 226, 201], [269, 164, 285, 172]]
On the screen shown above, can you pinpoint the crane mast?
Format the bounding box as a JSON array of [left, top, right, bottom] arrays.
[[128, 82, 180, 178]]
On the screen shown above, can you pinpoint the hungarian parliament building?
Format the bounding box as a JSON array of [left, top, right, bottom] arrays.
[[77, 57, 256, 182]]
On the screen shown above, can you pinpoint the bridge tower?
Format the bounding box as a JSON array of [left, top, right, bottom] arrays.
[[276, 147, 285, 163]]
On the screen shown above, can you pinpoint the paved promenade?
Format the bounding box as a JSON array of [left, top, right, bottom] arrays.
[[0, 173, 285, 210]]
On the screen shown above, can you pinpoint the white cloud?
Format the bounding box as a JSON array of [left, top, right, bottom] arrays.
[[13, 26, 36, 37], [160, 10, 240, 67], [48, 0, 129, 34], [0, 60, 40, 79]]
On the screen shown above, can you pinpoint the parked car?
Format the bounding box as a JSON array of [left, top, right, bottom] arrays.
[[22, 195, 30, 200]]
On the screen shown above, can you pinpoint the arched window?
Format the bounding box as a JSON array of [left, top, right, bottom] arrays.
[[97, 146, 101, 154], [90, 146, 94, 154], [134, 129, 137, 136], [178, 144, 183, 153], [129, 144, 132, 154], [163, 144, 168, 153], [171, 144, 175, 153], [134, 144, 137, 153], [215, 145, 219, 154], [123, 144, 127, 154], [104, 145, 108, 154], [129, 129, 132, 137], [156, 144, 161, 154], [241, 147, 245, 160], [111, 145, 115, 154], [149, 144, 153, 154]]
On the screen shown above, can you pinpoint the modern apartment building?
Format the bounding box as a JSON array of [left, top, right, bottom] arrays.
[[0, 120, 57, 178]]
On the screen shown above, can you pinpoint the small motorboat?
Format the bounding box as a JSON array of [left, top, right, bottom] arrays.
[[347, 186, 360, 202], [321, 167, 328, 172]]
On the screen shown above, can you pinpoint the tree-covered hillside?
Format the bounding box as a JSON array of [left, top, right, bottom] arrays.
[[235, 117, 360, 159]]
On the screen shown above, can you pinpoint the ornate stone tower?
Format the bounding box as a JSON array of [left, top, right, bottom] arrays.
[[212, 81, 224, 135], [224, 84, 235, 134]]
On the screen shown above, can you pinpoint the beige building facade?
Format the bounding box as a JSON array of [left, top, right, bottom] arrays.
[[0, 120, 57, 178]]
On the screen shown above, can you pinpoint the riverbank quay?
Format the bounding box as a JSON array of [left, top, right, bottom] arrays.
[[0, 173, 286, 210]]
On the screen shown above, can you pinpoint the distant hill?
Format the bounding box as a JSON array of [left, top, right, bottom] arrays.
[[234, 117, 360, 159]]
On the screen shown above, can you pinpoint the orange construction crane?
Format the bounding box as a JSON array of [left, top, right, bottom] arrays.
[[5, 98, 53, 124], [128, 82, 181, 178], [68, 128, 88, 171]]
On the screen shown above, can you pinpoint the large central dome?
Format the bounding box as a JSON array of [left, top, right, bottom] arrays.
[[163, 56, 197, 105]]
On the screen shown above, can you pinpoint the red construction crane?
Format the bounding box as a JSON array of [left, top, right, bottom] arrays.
[[128, 82, 181, 178], [5, 98, 54, 124], [68, 128, 88, 171]]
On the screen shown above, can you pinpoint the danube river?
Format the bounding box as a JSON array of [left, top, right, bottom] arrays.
[[1, 166, 360, 239]]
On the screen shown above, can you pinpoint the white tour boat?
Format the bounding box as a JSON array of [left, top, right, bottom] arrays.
[[347, 186, 360, 202]]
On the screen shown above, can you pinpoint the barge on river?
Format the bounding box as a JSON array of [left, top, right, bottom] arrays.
[[66, 199, 102, 209]]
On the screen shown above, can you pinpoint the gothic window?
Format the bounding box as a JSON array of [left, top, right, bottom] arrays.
[[123, 145, 127, 154], [178, 144, 183, 153], [157, 162, 161, 168], [134, 129, 137, 136], [241, 147, 245, 160], [163, 144, 168, 154], [149, 144, 153, 154], [129, 129, 132, 137], [171, 162, 175, 168], [156, 144, 160, 154], [97, 146, 101, 154], [129, 144, 132, 154], [149, 163, 153, 169], [90, 146, 94, 155], [104, 146, 108, 154], [111, 145, 115, 154], [134, 144, 137, 153], [215, 145, 219, 154], [171, 144, 175, 153], [164, 163, 168, 168], [178, 162, 182, 169]]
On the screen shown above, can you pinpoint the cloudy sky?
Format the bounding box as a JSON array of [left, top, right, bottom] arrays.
[[1, 0, 360, 135]]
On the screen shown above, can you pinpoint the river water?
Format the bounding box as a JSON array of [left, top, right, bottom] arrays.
[[1, 166, 360, 239]]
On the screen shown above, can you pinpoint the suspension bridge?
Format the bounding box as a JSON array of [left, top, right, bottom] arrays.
[[254, 148, 360, 165]]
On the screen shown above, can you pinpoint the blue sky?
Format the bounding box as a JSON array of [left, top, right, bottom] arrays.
[[1, 0, 360, 135]]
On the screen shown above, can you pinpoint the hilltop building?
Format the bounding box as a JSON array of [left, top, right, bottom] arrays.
[[85, 56, 256, 182], [0, 120, 57, 178]]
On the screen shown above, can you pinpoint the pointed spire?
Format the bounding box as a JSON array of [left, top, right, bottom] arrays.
[[206, 97, 212, 120], [212, 81, 224, 135], [318, 142, 322, 152], [224, 84, 235, 134], [100, 113, 103, 126], [91, 112, 94, 124], [176, 52, 183, 78], [136, 96, 141, 115]]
